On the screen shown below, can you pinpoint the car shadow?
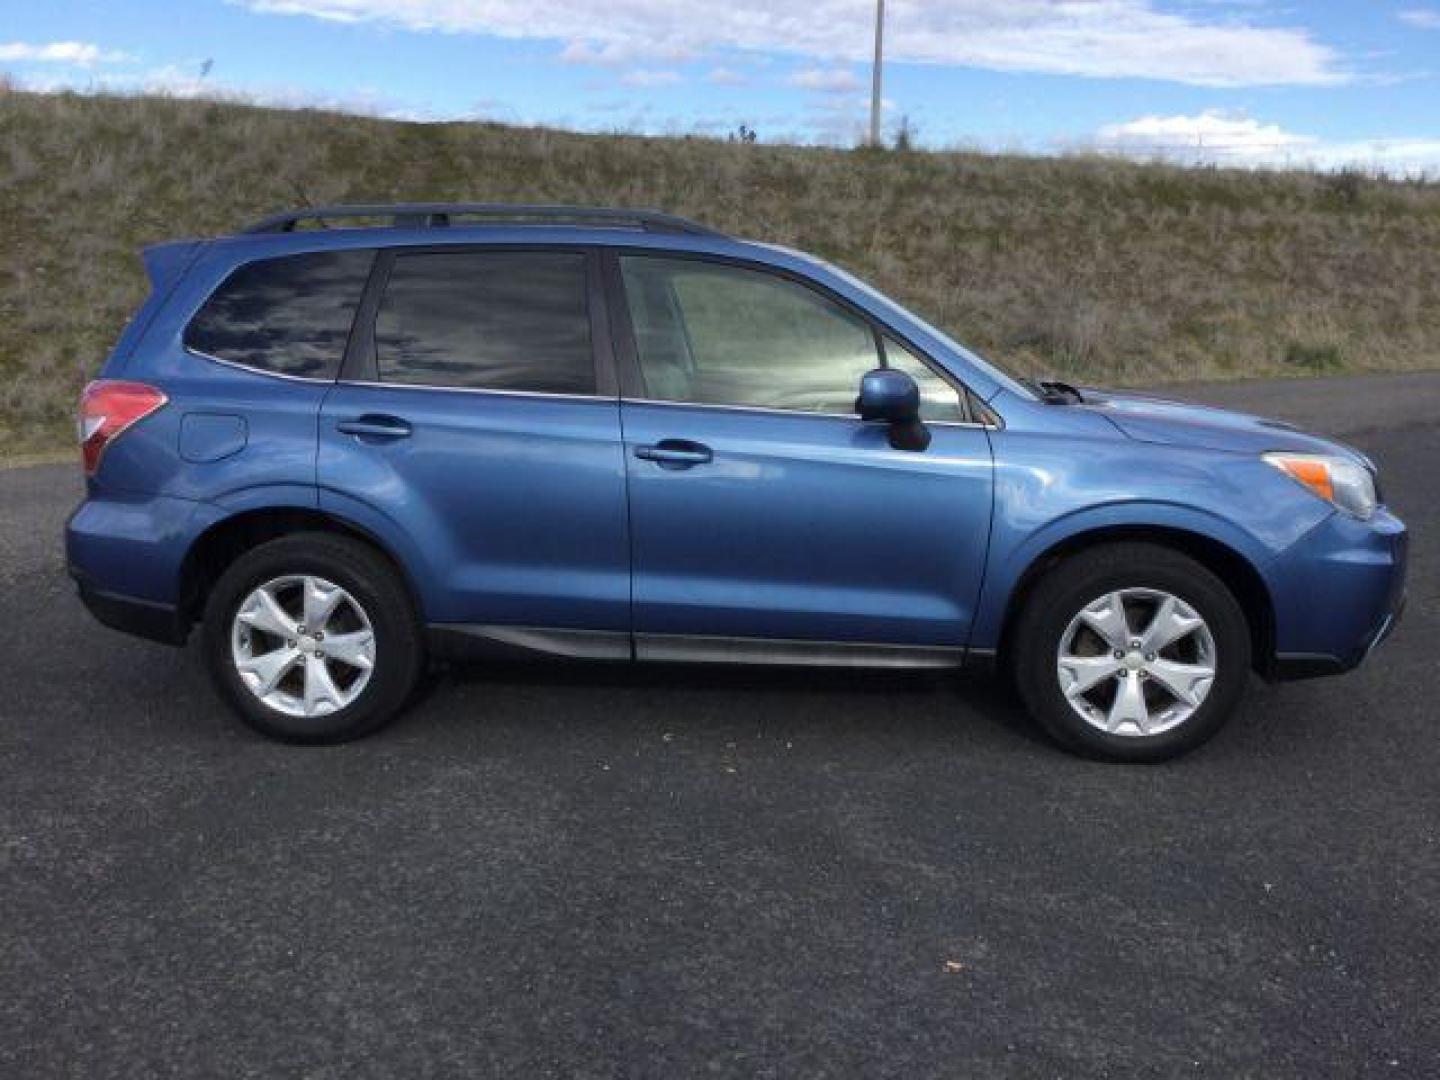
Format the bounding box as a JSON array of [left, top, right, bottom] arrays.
[[410, 654, 1048, 751]]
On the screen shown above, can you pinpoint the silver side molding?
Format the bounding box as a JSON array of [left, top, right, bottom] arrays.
[[634, 633, 963, 669], [438, 625, 632, 660], [428, 625, 967, 669]]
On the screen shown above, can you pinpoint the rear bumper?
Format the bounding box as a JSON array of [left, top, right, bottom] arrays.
[[65, 490, 211, 646], [71, 569, 189, 645]]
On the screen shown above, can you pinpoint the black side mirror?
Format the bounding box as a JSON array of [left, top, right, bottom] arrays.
[[857, 368, 931, 452]]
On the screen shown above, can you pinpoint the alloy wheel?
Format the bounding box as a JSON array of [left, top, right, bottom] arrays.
[[1056, 588, 1217, 737], [230, 575, 376, 719]]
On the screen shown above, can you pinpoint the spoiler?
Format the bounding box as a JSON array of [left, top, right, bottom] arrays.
[[101, 240, 206, 371], [140, 239, 205, 291]]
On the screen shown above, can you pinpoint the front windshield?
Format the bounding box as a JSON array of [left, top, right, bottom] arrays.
[[805, 256, 1038, 401]]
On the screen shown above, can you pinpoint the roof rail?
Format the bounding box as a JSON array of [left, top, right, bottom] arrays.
[[241, 203, 724, 237]]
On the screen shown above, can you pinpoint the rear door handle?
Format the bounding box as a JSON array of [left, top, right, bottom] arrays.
[[336, 415, 412, 440], [634, 439, 713, 469]]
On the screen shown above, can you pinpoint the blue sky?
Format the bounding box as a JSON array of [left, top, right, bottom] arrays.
[[3, 1, 1439, 170]]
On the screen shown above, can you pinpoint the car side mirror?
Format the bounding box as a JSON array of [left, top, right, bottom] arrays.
[[857, 368, 931, 452]]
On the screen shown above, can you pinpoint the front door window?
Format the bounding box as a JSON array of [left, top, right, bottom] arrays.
[[620, 256, 880, 414]]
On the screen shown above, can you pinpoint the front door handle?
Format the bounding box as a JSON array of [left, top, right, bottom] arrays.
[[634, 439, 713, 469], [336, 415, 412, 440]]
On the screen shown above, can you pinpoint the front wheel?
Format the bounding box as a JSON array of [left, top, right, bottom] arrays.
[[202, 532, 424, 743], [1011, 543, 1252, 762]]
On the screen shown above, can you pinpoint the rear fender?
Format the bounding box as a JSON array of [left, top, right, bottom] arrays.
[[314, 488, 446, 621]]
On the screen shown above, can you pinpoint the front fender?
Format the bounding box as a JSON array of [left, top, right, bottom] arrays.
[[972, 501, 1280, 646], [969, 430, 1333, 649]]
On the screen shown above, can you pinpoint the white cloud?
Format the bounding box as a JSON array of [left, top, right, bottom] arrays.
[[1398, 8, 1440, 29], [1088, 110, 1440, 175], [1307, 137, 1440, 173], [17, 62, 428, 120], [1094, 110, 1315, 159], [788, 67, 862, 93], [705, 67, 748, 86], [0, 41, 133, 66], [232, 0, 1351, 87], [559, 39, 693, 66], [618, 68, 681, 88]]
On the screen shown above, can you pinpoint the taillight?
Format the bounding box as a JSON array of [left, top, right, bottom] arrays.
[[78, 380, 168, 476]]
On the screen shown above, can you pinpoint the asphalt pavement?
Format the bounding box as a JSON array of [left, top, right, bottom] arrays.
[[2, 375, 1437, 1078]]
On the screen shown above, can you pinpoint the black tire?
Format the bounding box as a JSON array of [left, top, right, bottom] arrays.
[[1010, 542, 1251, 762], [202, 532, 423, 744]]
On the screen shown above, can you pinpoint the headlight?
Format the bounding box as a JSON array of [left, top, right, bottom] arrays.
[[1263, 452, 1377, 520]]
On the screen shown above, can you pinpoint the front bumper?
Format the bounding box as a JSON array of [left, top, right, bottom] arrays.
[[1266, 506, 1408, 680], [1271, 591, 1405, 679]]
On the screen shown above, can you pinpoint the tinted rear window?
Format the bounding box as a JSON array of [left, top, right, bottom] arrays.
[[373, 251, 594, 394], [184, 250, 374, 378]]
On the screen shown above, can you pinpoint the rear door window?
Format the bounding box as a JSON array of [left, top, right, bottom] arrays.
[[373, 250, 595, 395], [184, 249, 374, 379]]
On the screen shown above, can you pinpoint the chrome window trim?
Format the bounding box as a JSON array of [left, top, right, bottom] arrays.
[[340, 378, 612, 403], [184, 346, 336, 385], [619, 395, 993, 429], [184, 351, 992, 422]]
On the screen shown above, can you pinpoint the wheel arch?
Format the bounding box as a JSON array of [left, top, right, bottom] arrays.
[[179, 507, 423, 627], [993, 524, 1276, 675]]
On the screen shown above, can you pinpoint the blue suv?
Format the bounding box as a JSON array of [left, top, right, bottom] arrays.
[[67, 204, 1407, 760]]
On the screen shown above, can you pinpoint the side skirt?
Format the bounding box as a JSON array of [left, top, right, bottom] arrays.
[[635, 634, 964, 669], [427, 625, 632, 662], [426, 625, 968, 670]]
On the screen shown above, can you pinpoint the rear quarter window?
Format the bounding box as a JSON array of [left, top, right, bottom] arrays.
[[184, 250, 374, 379]]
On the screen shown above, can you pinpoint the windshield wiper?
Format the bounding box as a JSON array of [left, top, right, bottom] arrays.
[[1041, 380, 1085, 403], [1024, 378, 1085, 404]]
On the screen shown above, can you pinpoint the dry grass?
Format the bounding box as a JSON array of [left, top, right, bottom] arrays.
[[4, 88, 1440, 450]]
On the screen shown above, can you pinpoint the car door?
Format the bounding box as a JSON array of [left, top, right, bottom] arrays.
[[609, 251, 995, 661], [317, 246, 630, 648]]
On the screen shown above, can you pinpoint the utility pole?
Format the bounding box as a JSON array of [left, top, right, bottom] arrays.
[[869, 0, 885, 146]]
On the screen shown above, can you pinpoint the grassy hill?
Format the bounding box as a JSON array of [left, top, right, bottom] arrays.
[[4, 87, 1440, 454]]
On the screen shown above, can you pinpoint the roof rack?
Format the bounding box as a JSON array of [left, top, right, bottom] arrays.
[[241, 203, 723, 237]]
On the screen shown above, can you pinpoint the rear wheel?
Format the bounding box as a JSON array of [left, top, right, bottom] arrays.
[[1011, 543, 1251, 762], [202, 532, 423, 743]]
